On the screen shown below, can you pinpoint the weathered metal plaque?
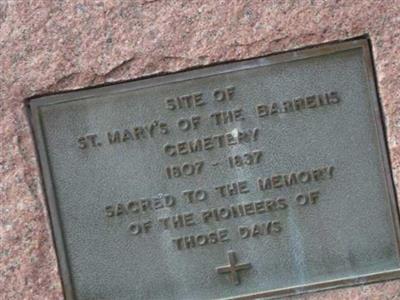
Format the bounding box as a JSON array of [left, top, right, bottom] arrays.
[[30, 39, 400, 300]]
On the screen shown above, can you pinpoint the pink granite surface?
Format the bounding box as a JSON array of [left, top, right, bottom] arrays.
[[1, 0, 400, 299]]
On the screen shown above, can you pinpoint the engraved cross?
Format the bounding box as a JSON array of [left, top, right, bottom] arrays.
[[216, 251, 251, 285]]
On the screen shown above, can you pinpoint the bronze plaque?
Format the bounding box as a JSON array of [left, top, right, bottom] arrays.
[[29, 39, 400, 299]]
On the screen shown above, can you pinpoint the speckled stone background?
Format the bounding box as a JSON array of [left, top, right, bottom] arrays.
[[1, 0, 400, 299]]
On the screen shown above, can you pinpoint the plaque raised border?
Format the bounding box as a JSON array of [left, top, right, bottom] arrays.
[[28, 37, 400, 300]]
